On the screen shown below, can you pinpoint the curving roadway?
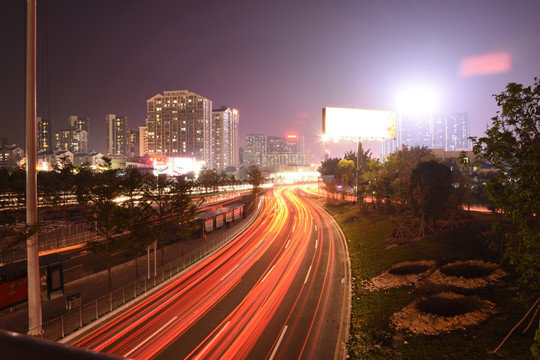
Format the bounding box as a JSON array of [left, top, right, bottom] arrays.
[[70, 185, 350, 360]]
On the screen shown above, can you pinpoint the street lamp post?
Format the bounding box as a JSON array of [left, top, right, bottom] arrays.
[[26, 0, 42, 335]]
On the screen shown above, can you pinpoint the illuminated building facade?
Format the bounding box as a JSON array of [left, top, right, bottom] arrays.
[[240, 145, 263, 166], [139, 126, 148, 156], [262, 153, 309, 167], [446, 112, 469, 151], [212, 106, 239, 170], [69, 115, 89, 133], [129, 128, 140, 157], [146, 90, 213, 166], [246, 134, 267, 155], [37, 117, 54, 151], [285, 134, 304, 153], [106, 114, 130, 156], [382, 112, 470, 158], [243, 133, 306, 168], [54, 128, 88, 153]]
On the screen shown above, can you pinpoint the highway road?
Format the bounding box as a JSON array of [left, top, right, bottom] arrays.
[[70, 185, 350, 359]]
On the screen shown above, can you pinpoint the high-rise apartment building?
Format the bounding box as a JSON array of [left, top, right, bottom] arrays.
[[243, 133, 308, 168], [240, 145, 263, 166], [106, 114, 130, 156], [139, 126, 148, 157], [399, 113, 433, 149], [382, 112, 470, 159], [37, 117, 54, 151], [267, 136, 287, 154], [146, 90, 213, 165], [446, 112, 469, 151], [243, 134, 268, 166], [69, 115, 89, 133], [285, 135, 304, 154], [212, 106, 239, 170], [129, 128, 140, 157], [54, 128, 88, 153]]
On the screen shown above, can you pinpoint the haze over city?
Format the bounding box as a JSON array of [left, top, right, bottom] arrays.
[[1, 0, 539, 159]]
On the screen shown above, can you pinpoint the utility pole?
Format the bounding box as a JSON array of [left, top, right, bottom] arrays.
[[26, 0, 42, 335]]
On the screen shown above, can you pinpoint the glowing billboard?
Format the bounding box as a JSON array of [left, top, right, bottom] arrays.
[[149, 156, 203, 177], [322, 107, 396, 140]]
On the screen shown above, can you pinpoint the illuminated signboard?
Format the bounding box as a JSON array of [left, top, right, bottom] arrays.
[[322, 107, 396, 140]]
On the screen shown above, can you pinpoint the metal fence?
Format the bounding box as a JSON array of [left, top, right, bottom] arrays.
[[0, 188, 251, 265], [34, 197, 263, 341], [0, 222, 98, 264]]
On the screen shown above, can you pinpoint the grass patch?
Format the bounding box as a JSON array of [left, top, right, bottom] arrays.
[[324, 203, 536, 359]]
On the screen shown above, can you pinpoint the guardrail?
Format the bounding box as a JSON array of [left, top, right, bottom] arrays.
[[32, 195, 264, 341], [0, 189, 250, 265]]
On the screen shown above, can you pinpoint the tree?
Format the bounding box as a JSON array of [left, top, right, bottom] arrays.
[[318, 157, 341, 176], [247, 166, 263, 199], [470, 78, 540, 294], [73, 163, 94, 216], [119, 169, 155, 283], [379, 146, 434, 213], [409, 160, 453, 236], [145, 174, 175, 269], [363, 158, 387, 207], [336, 159, 355, 198], [54, 156, 75, 219], [9, 168, 26, 209], [86, 168, 125, 299], [169, 175, 200, 256], [471, 78, 540, 357], [197, 168, 217, 193]]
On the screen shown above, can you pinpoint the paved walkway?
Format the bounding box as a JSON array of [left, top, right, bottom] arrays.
[[0, 215, 252, 335]]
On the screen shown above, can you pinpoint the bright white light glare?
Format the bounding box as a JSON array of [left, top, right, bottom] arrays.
[[323, 107, 397, 140], [397, 87, 438, 114]]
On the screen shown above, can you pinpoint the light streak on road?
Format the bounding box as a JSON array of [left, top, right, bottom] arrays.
[[71, 185, 349, 359]]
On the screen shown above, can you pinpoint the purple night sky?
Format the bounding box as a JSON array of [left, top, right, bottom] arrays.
[[1, 0, 539, 160]]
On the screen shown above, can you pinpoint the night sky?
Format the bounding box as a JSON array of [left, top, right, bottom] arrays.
[[1, 0, 539, 160]]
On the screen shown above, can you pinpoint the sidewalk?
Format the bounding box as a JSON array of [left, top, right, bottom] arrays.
[[0, 210, 255, 335]]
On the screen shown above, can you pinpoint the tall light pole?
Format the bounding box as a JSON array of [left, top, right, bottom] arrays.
[[26, 0, 42, 335]]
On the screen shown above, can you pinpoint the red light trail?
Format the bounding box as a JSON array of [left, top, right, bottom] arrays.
[[71, 185, 349, 359]]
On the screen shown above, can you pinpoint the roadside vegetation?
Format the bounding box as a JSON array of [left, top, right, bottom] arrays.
[[0, 159, 264, 296], [327, 203, 532, 359], [320, 78, 539, 358]]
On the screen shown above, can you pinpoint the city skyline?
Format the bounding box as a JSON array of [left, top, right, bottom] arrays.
[[1, 0, 539, 159]]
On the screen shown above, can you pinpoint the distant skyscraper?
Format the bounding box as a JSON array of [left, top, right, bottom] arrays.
[[431, 113, 446, 149], [54, 128, 88, 153], [446, 112, 469, 151], [37, 117, 54, 151], [384, 111, 470, 159], [106, 114, 130, 156], [146, 90, 213, 165], [129, 128, 140, 157], [285, 135, 304, 154], [69, 115, 89, 133], [212, 106, 239, 170], [240, 145, 263, 166], [139, 126, 148, 156], [246, 134, 267, 155], [399, 113, 432, 149], [267, 135, 287, 154], [247, 133, 307, 169]]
